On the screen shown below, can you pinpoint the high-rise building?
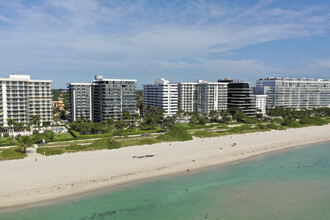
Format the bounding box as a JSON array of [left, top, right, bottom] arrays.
[[0, 74, 52, 127], [68, 83, 92, 121], [177, 82, 198, 113], [218, 78, 256, 116], [255, 95, 267, 114], [92, 75, 137, 122], [178, 80, 228, 115], [143, 78, 178, 116], [68, 75, 137, 122], [255, 77, 330, 110]]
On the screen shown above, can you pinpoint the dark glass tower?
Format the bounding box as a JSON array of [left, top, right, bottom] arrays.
[[92, 75, 136, 122], [218, 78, 256, 116]]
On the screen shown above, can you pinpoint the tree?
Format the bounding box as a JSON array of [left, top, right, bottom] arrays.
[[121, 110, 132, 121], [175, 109, 185, 118], [142, 107, 165, 129], [7, 118, 15, 136], [15, 122, 24, 135], [106, 118, 115, 131], [31, 115, 41, 127], [43, 121, 51, 127], [189, 112, 200, 125], [43, 130, 55, 141], [220, 110, 231, 123], [208, 110, 218, 122], [115, 120, 126, 130], [136, 90, 143, 116], [18, 136, 34, 153]]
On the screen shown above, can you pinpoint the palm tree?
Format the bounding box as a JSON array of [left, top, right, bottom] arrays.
[[7, 118, 15, 137], [18, 136, 34, 153], [15, 122, 24, 136], [31, 115, 41, 132]]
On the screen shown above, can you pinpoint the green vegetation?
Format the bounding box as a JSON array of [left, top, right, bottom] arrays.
[[0, 147, 27, 160], [90, 138, 121, 149], [157, 126, 193, 142], [18, 136, 34, 153], [0, 136, 16, 147], [193, 124, 271, 138], [2, 105, 328, 159], [54, 132, 74, 140], [37, 147, 64, 156]]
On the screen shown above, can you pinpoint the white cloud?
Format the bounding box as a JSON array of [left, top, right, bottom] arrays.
[[0, 0, 329, 87]]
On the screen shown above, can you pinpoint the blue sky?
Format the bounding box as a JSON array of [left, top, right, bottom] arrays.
[[0, 0, 329, 88]]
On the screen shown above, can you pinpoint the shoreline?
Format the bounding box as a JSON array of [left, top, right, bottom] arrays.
[[1, 125, 330, 211]]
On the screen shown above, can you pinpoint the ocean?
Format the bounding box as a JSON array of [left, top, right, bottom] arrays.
[[1, 141, 330, 220]]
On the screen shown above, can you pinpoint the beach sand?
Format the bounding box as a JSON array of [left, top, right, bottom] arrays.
[[0, 125, 329, 210]]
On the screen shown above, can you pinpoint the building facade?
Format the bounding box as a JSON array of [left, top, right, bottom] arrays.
[[68, 83, 92, 121], [178, 80, 228, 115], [218, 78, 256, 116], [143, 78, 178, 116], [255, 95, 267, 114], [0, 74, 52, 127], [255, 77, 330, 110], [92, 75, 137, 122], [177, 82, 198, 112]]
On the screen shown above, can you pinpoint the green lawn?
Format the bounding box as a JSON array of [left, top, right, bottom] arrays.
[[54, 132, 74, 140]]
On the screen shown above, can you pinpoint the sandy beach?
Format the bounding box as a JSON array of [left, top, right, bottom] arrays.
[[1, 125, 330, 210]]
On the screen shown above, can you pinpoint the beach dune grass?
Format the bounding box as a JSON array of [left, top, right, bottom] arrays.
[[37, 147, 64, 156], [0, 147, 27, 160]]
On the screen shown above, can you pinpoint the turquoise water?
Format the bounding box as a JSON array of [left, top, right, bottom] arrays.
[[1, 142, 330, 220]]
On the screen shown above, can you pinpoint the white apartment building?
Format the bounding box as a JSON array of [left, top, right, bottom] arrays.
[[0, 74, 52, 127], [178, 80, 228, 115], [255, 77, 330, 110], [143, 78, 178, 116], [255, 95, 267, 114], [177, 82, 198, 112]]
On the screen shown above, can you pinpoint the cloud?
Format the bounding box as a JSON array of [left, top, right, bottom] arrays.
[[0, 0, 329, 87]]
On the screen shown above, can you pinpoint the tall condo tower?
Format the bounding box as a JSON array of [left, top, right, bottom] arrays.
[[177, 80, 228, 115], [143, 78, 178, 116], [0, 74, 52, 127], [68, 83, 92, 121], [92, 75, 137, 122]]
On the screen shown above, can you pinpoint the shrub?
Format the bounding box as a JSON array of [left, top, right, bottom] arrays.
[[113, 130, 125, 136], [37, 147, 64, 156], [299, 117, 328, 126], [157, 126, 193, 142], [137, 138, 158, 145], [65, 144, 89, 151], [267, 123, 280, 130], [3, 132, 9, 137], [90, 138, 121, 149], [193, 130, 219, 138], [256, 124, 268, 130]]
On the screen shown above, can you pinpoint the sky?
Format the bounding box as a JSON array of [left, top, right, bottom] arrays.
[[0, 0, 329, 89]]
